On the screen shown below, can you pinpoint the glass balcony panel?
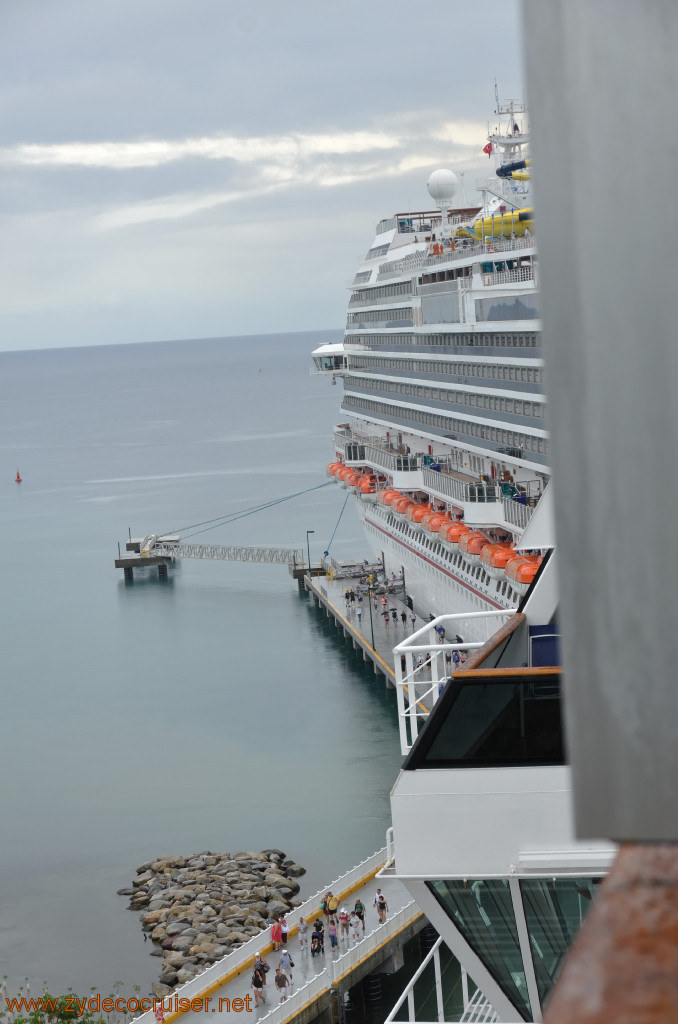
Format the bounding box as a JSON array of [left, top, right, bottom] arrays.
[[427, 879, 532, 1021], [520, 876, 602, 1008]]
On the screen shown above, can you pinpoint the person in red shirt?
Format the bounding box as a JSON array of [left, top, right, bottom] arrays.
[[271, 918, 282, 950]]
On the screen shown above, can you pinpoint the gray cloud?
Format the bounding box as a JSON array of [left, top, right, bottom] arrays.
[[0, 0, 524, 350]]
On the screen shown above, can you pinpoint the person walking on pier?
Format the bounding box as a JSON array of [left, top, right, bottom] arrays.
[[280, 915, 289, 946], [410, 612, 417, 631], [357, 606, 362, 625], [328, 918, 338, 949], [339, 907, 350, 941], [376, 890, 389, 924], [251, 967, 266, 1007], [354, 897, 366, 931], [328, 892, 340, 919], [298, 916, 308, 948], [401, 610, 407, 628], [253, 952, 269, 986], [271, 918, 282, 951], [275, 966, 290, 1003], [311, 922, 324, 953], [349, 911, 361, 942], [279, 948, 294, 983]]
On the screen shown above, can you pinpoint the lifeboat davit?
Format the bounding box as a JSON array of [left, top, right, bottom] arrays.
[[459, 530, 491, 564], [480, 542, 516, 580], [406, 504, 433, 533], [439, 521, 470, 551], [505, 554, 542, 594], [392, 496, 414, 520]]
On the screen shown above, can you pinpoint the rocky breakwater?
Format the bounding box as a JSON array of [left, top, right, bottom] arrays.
[[118, 849, 305, 997]]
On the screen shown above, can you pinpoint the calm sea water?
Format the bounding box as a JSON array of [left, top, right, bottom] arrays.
[[0, 333, 403, 996]]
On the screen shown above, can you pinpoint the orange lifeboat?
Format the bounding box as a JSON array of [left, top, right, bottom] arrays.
[[439, 521, 470, 551], [336, 466, 354, 487], [505, 554, 542, 594], [382, 490, 402, 507], [459, 530, 491, 564], [392, 496, 414, 520], [424, 511, 452, 534], [345, 471, 361, 490], [358, 477, 377, 502], [377, 488, 397, 506], [480, 542, 516, 579], [326, 461, 343, 477], [406, 504, 433, 532]]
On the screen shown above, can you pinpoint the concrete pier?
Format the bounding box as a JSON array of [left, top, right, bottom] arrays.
[[304, 569, 418, 685]]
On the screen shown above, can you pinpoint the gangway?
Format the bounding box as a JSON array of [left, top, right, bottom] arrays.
[[115, 534, 308, 580]]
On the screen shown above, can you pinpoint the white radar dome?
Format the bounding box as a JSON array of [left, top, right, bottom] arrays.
[[427, 169, 459, 204]]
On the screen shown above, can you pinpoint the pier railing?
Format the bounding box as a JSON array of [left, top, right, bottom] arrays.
[[254, 903, 421, 1024]]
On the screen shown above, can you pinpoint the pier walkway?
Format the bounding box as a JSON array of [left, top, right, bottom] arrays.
[[136, 850, 422, 1024], [305, 570, 417, 683]]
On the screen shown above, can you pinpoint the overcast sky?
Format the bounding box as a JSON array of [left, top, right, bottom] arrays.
[[0, 0, 524, 351]]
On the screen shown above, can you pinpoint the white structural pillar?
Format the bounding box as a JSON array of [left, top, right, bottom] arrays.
[[523, 0, 678, 838]]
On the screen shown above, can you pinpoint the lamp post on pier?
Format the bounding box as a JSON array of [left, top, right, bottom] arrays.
[[306, 530, 315, 575], [366, 585, 376, 650]]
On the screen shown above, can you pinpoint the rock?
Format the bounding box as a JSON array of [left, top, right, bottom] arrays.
[[161, 937, 175, 950], [158, 971, 178, 986], [152, 983, 171, 999], [171, 936, 194, 952], [134, 871, 154, 887], [136, 860, 155, 873], [189, 940, 219, 956], [286, 863, 306, 877], [117, 888, 134, 896], [164, 952, 186, 968], [150, 949, 163, 957], [267, 900, 289, 918], [166, 921, 190, 936], [176, 966, 198, 984], [151, 925, 168, 942], [141, 910, 165, 927], [225, 931, 249, 944], [261, 849, 285, 859]]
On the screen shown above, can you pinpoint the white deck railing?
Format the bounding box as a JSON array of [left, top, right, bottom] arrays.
[[393, 611, 517, 754]]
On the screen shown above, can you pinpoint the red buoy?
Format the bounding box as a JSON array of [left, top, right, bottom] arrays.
[[15, 469, 22, 483]]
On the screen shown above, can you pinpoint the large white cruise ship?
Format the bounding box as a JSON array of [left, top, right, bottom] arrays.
[[315, 93, 616, 1022], [314, 94, 546, 646]]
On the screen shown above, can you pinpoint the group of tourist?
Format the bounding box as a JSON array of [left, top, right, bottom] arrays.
[[250, 888, 391, 1005]]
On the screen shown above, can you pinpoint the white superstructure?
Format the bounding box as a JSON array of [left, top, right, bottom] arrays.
[[316, 94, 546, 644]]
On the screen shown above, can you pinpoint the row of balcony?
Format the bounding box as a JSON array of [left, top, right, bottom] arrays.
[[333, 430, 538, 532]]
